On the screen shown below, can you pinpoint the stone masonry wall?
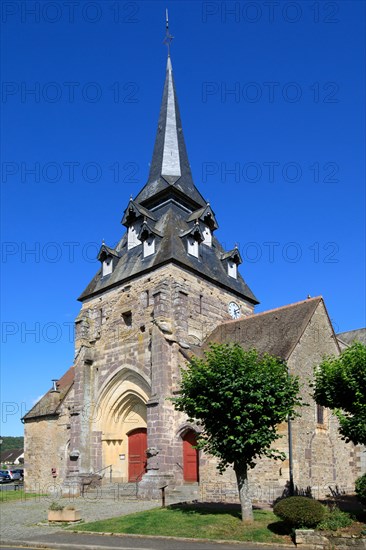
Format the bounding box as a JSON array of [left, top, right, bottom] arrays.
[[66, 262, 255, 485], [24, 387, 74, 493], [288, 301, 358, 498], [197, 301, 359, 503]]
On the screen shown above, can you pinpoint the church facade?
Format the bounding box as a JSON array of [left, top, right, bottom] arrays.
[[23, 54, 363, 502]]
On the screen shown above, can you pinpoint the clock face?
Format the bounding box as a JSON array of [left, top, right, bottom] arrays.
[[228, 301, 241, 319]]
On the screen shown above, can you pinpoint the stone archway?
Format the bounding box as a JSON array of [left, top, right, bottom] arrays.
[[96, 368, 150, 482]]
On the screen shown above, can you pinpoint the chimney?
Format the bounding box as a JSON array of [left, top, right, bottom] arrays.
[[50, 379, 60, 393]]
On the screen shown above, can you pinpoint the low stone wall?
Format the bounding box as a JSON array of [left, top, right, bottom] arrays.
[[296, 529, 366, 549]]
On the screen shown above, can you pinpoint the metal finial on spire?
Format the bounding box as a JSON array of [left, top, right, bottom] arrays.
[[163, 9, 174, 56]]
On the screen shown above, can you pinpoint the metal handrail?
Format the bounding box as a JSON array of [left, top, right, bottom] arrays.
[[92, 464, 113, 482]]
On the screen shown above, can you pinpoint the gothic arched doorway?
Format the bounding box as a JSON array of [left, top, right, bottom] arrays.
[[96, 367, 150, 482], [182, 430, 199, 482], [128, 428, 147, 482]]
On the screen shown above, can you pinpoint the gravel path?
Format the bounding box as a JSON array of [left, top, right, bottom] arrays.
[[0, 495, 159, 541]]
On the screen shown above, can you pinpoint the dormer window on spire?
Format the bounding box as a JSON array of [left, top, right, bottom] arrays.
[[121, 199, 157, 251], [228, 260, 237, 279], [103, 256, 113, 277], [187, 237, 198, 258], [137, 220, 163, 259], [221, 247, 243, 280], [128, 224, 141, 250], [181, 221, 204, 259], [202, 226, 212, 247], [97, 244, 119, 278], [186, 204, 218, 249]]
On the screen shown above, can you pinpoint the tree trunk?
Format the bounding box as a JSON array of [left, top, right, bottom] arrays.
[[234, 463, 253, 523]]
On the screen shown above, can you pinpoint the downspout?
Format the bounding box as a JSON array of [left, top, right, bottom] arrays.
[[288, 416, 294, 496]]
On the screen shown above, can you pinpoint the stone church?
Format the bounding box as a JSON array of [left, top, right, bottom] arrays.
[[23, 52, 364, 502]]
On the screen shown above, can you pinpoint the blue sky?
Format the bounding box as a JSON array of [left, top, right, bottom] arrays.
[[1, 0, 365, 436]]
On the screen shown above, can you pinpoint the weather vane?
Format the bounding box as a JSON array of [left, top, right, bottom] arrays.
[[163, 9, 174, 55]]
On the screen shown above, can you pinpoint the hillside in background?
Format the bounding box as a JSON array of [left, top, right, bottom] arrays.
[[0, 436, 24, 451]]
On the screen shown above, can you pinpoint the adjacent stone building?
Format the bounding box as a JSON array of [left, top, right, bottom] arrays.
[[23, 52, 364, 502]]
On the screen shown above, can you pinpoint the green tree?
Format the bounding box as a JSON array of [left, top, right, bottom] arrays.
[[0, 436, 24, 452], [313, 341, 366, 445], [172, 343, 301, 522]]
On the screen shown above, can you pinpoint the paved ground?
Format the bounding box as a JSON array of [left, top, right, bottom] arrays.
[[0, 494, 295, 550], [0, 532, 294, 550], [0, 494, 159, 541]]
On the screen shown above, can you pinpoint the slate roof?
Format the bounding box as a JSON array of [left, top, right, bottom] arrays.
[[198, 297, 325, 360], [134, 57, 207, 210], [22, 366, 74, 420], [79, 202, 258, 303], [78, 55, 258, 305], [121, 199, 156, 226]]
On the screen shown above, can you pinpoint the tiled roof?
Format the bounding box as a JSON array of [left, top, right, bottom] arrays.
[[203, 297, 324, 360], [22, 366, 74, 420], [337, 328, 366, 346]]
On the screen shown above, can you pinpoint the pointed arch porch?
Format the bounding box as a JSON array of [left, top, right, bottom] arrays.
[[96, 367, 150, 482]]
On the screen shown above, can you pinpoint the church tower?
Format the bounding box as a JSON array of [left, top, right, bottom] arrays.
[[23, 27, 362, 502], [65, 47, 258, 495]]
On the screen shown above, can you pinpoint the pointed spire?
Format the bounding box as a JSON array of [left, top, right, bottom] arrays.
[[161, 56, 181, 185], [134, 17, 206, 209]]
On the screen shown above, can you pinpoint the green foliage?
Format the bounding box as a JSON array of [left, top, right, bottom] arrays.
[[317, 505, 353, 531], [313, 342, 366, 445], [0, 491, 46, 503], [273, 496, 325, 528], [0, 436, 24, 452], [48, 501, 64, 511], [355, 474, 366, 505], [172, 344, 302, 471]]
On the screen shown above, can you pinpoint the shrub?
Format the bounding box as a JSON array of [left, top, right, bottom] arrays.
[[317, 505, 353, 531], [48, 501, 64, 511], [355, 474, 366, 505], [273, 496, 325, 528]]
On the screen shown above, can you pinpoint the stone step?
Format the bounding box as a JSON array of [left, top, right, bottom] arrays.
[[83, 481, 200, 504], [83, 482, 138, 500]]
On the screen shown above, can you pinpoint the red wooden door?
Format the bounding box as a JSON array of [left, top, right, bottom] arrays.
[[183, 431, 199, 482], [128, 428, 147, 482]]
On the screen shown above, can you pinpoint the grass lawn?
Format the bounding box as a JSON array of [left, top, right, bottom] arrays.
[[0, 490, 46, 503], [71, 503, 292, 544]]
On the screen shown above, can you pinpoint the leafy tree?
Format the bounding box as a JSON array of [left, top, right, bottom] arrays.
[[172, 343, 301, 522], [313, 341, 366, 445]]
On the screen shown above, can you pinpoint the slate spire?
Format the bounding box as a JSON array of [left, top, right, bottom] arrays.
[[78, 26, 258, 306], [134, 54, 207, 209]]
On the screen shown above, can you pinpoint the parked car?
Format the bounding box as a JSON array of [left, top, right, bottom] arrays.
[[1, 469, 21, 480], [0, 471, 11, 483], [12, 469, 24, 480]]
